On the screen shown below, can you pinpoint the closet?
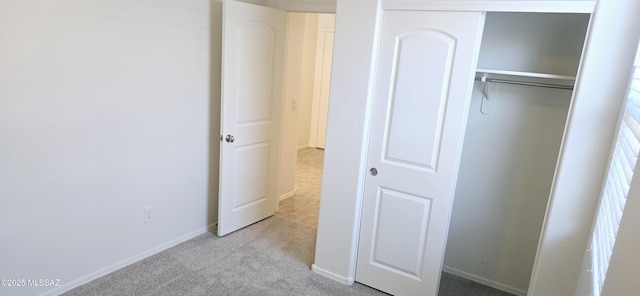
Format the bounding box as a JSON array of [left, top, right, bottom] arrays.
[[350, 6, 593, 296], [444, 12, 590, 295]]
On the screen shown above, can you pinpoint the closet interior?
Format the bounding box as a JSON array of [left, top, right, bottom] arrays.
[[443, 12, 591, 295]]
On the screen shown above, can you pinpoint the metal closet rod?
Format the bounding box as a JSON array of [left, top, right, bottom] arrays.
[[474, 77, 574, 90]]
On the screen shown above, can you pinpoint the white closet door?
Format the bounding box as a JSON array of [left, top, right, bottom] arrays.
[[355, 10, 485, 295], [218, 0, 286, 236]]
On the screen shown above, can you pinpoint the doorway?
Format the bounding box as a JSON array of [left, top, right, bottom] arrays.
[[214, 0, 336, 237], [277, 12, 335, 209], [275, 9, 336, 271], [283, 13, 335, 151]]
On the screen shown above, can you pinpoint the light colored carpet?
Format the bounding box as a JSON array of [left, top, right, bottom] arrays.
[[63, 148, 513, 296]]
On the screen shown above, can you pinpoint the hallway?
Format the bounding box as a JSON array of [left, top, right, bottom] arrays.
[[278, 148, 324, 229]]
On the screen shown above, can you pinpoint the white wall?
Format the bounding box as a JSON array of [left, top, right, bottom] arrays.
[[529, 0, 640, 294], [477, 13, 589, 76], [445, 84, 571, 294], [312, 0, 380, 283], [0, 1, 213, 295]]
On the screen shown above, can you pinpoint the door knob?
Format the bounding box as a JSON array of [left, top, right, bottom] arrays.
[[370, 167, 378, 176], [225, 134, 235, 143]]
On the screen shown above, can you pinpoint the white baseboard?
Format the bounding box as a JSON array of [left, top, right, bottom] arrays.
[[279, 189, 296, 201], [442, 265, 527, 296], [312, 264, 355, 285], [297, 144, 310, 150], [40, 223, 217, 296]]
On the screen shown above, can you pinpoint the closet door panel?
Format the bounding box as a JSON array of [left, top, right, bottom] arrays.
[[356, 10, 485, 296], [385, 30, 453, 171]]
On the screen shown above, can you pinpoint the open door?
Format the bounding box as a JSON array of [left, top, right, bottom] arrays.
[[218, 0, 286, 236], [355, 10, 485, 295]]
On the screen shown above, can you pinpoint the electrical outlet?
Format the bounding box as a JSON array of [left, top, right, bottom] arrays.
[[144, 207, 154, 224]]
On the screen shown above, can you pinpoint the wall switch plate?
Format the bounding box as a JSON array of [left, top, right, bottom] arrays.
[[144, 207, 154, 224]]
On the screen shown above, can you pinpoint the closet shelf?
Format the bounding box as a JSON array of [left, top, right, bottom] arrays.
[[476, 68, 576, 80], [475, 68, 576, 90]]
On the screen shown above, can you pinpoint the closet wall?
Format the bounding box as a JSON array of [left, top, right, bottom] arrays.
[[443, 13, 590, 295]]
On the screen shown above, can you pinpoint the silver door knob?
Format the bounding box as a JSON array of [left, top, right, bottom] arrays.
[[225, 134, 235, 143], [370, 167, 378, 176]]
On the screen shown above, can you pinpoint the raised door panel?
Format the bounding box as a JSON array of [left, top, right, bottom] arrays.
[[235, 23, 276, 124], [385, 30, 454, 172], [371, 187, 432, 278]]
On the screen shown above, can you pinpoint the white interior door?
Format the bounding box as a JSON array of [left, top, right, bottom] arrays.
[[218, 0, 286, 236], [355, 10, 485, 295]]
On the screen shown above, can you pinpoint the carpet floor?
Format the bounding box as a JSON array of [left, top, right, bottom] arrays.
[[63, 148, 514, 296]]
